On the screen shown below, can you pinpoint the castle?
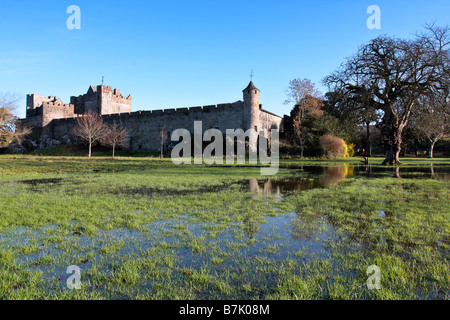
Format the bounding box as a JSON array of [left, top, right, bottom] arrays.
[[20, 81, 284, 152]]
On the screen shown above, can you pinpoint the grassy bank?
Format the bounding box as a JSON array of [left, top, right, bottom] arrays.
[[0, 155, 448, 299]]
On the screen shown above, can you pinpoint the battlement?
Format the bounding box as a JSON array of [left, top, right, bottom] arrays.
[[129, 101, 243, 116], [40, 102, 245, 121], [42, 101, 73, 109]]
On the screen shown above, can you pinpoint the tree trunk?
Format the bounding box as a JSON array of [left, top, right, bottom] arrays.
[[383, 146, 394, 165], [428, 139, 436, 159], [88, 141, 92, 158], [112, 144, 116, 159], [366, 122, 371, 156], [382, 141, 401, 165], [394, 166, 402, 179], [381, 110, 402, 165]]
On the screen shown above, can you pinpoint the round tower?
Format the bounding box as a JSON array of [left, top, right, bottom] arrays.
[[243, 81, 260, 132], [243, 81, 260, 154]]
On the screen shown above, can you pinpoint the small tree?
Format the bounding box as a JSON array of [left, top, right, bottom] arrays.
[[72, 110, 109, 157], [415, 89, 449, 158], [285, 78, 324, 157], [12, 124, 32, 145], [0, 92, 21, 146], [157, 125, 168, 158], [103, 122, 129, 159]]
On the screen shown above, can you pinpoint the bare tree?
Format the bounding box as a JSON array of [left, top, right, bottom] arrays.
[[12, 125, 32, 145], [285, 78, 323, 157], [324, 24, 450, 165], [157, 125, 168, 158], [415, 89, 450, 158], [72, 110, 109, 157], [0, 92, 21, 146], [102, 121, 129, 159]]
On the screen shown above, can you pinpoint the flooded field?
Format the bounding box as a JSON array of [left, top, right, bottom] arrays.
[[0, 156, 448, 299]]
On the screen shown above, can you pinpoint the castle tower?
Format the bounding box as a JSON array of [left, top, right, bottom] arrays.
[[243, 81, 260, 154], [243, 81, 260, 131]]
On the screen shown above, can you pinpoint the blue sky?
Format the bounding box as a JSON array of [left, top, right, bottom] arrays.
[[1, 0, 449, 119]]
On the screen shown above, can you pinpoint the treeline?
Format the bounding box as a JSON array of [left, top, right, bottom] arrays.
[[282, 24, 449, 163]]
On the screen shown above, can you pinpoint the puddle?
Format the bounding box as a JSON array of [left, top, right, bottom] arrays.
[[104, 183, 241, 197], [14, 178, 65, 186], [249, 164, 450, 197], [1, 203, 447, 299], [0, 211, 334, 273]]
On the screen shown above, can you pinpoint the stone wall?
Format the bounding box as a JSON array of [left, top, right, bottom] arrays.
[[22, 82, 284, 153], [69, 85, 132, 115], [100, 87, 132, 115], [26, 94, 60, 117], [259, 108, 283, 132], [42, 102, 75, 126], [47, 101, 250, 152]]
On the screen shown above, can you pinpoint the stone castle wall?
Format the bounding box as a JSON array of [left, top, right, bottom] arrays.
[[42, 102, 75, 126], [21, 82, 283, 152], [46, 101, 277, 152], [259, 108, 283, 132], [100, 87, 132, 115], [69, 86, 132, 115]]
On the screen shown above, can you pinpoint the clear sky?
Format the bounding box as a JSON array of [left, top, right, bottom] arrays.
[[1, 0, 449, 119]]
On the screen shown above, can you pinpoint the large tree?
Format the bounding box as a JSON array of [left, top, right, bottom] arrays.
[[72, 110, 109, 157], [324, 89, 381, 155], [285, 78, 324, 157], [324, 25, 449, 164]]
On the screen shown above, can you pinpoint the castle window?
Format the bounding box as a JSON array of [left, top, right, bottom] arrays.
[[248, 90, 250, 94], [255, 90, 257, 94], [254, 126, 258, 132]]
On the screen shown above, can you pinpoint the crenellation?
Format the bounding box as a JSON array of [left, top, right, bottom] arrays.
[[217, 103, 232, 110], [203, 105, 216, 112]]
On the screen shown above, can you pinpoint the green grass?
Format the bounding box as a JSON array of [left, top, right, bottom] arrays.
[[0, 154, 448, 300]]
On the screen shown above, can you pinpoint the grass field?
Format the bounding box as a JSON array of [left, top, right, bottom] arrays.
[[0, 155, 448, 299]]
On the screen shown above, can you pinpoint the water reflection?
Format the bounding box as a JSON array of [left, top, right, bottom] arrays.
[[248, 178, 323, 197], [248, 164, 355, 197], [243, 215, 260, 239], [248, 164, 450, 196]]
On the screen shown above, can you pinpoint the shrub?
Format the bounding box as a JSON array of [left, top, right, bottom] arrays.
[[344, 142, 355, 157], [319, 134, 349, 158]]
